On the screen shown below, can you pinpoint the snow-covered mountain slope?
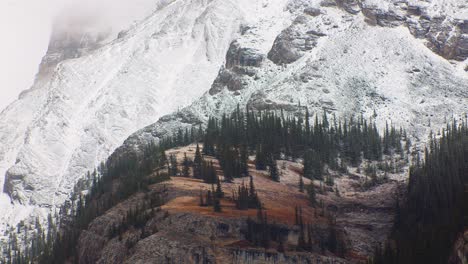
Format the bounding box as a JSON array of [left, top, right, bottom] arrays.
[[123, 0, 467, 152], [0, 0, 467, 242], [0, 0, 279, 234]]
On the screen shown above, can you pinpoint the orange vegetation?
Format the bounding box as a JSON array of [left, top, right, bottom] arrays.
[[160, 145, 327, 226]]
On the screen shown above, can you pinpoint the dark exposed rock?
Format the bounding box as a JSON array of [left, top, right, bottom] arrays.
[[320, 0, 337, 7], [335, 0, 361, 14], [460, 20, 468, 34], [425, 18, 468, 61], [226, 41, 264, 69], [448, 229, 468, 264], [209, 68, 245, 95], [407, 17, 431, 38], [406, 4, 422, 16], [304, 7, 321, 17], [361, 5, 406, 27], [3, 170, 29, 204], [209, 41, 263, 95], [268, 16, 325, 65]]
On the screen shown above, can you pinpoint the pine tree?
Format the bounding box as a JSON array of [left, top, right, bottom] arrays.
[[303, 149, 322, 180], [213, 183, 222, 213], [268, 155, 280, 182], [169, 154, 179, 176], [193, 143, 203, 179], [306, 183, 316, 206], [206, 190, 213, 206], [255, 144, 267, 170], [240, 144, 249, 176], [299, 175, 304, 193], [199, 189, 205, 206], [182, 153, 191, 177], [215, 176, 224, 199]]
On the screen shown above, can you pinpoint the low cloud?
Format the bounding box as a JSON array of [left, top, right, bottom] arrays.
[[0, 0, 159, 111], [53, 0, 158, 39]]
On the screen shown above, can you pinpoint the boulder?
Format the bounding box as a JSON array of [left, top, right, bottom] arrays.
[[226, 41, 264, 69], [268, 16, 325, 65]]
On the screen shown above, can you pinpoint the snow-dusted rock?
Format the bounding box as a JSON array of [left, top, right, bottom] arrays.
[[268, 15, 326, 65], [122, 0, 468, 154], [0, 0, 278, 235]]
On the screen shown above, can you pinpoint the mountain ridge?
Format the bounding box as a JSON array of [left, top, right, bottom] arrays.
[[0, 0, 467, 246], [0, 0, 271, 237]]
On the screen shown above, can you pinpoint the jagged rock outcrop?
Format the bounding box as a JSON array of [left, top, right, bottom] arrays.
[[361, 4, 406, 27], [268, 15, 326, 65], [335, 0, 361, 15], [425, 18, 468, 61], [329, 0, 468, 61], [74, 148, 352, 263], [210, 41, 264, 95], [449, 230, 468, 264], [78, 206, 346, 264]]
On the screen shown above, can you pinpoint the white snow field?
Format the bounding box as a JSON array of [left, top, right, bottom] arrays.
[[126, 0, 467, 151], [0, 0, 285, 236]]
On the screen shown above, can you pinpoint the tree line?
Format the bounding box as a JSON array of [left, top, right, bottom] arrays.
[[370, 119, 468, 264], [1, 106, 410, 263]]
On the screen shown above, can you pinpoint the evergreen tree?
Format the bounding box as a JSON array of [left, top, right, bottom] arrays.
[[268, 155, 280, 182], [373, 120, 467, 264], [182, 153, 191, 177], [169, 154, 179, 176], [215, 176, 224, 199], [303, 149, 322, 180], [306, 183, 317, 206], [299, 175, 304, 193], [213, 183, 222, 213], [199, 189, 205, 206], [255, 144, 267, 170], [193, 144, 203, 179], [240, 144, 249, 176]]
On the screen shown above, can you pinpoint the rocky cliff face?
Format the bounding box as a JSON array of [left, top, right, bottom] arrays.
[[74, 145, 353, 263], [73, 144, 407, 263], [450, 230, 468, 264]]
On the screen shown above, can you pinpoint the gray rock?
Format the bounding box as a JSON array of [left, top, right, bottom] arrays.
[[320, 0, 336, 7], [335, 0, 361, 14], [268, 16, 325, 65], [406, 17, 431, 38], [362, 6, 406, 27], [208, 41, 263, 95], [209, 68, 246, 95], [304, 7, 321, 16], [425, 18, 468, 61], [226, 41, 264, 69]]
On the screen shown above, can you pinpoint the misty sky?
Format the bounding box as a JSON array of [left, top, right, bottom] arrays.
[[0, 0, 55, 111], [0, 0, 157, 112]]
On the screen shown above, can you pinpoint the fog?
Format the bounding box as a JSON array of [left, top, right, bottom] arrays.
[[0, 0, 158, 111], [54, 0, 159, 39]]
